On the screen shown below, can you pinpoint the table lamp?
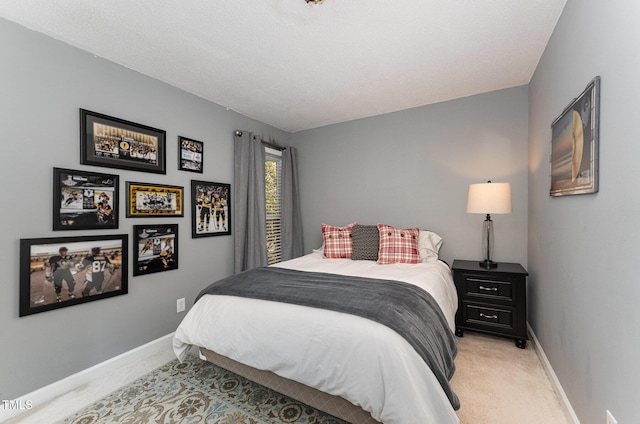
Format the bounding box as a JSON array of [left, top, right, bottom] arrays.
[[466, 181, 512, 269]]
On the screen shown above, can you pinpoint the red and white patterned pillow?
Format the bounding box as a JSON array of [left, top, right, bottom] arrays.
[[322, 222, 357, 258], [376, 224, 420, 264]]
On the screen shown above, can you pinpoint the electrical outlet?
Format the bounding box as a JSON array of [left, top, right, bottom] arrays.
[[606, 410, 618, 424], [176, 297, 186, 313]]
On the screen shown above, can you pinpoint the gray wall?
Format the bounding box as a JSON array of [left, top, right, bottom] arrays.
[[290, 87, 529, 267], [0, 18, 289, 400], [528, 1, 639, 423]]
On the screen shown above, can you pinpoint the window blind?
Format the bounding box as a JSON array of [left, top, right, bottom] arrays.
[[265, 148, 282, 265]]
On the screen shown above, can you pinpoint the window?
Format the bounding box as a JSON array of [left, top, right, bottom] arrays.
[[265, 148, 282, 264]]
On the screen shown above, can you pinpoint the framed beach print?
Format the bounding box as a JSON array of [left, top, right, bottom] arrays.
[[80, 109, 166, 174], [53, 168, 119, 231], [19, 234, 128, 317], [126, 182, 184, 218], [178, 136, 203, 173], [191, 180, 231, 238], [133, 224, 178, 276], [550, 76, 600, 197]]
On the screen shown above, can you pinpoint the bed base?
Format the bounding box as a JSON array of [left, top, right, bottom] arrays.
[[199, 347, 379, 423]]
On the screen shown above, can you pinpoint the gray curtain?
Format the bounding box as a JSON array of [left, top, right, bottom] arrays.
[[281, 146, 304, 261], [233, 131, 268, 273]]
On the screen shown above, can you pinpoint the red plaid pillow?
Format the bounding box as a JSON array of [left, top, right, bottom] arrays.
[[322, 222, 357, 258], [377, 224, 420, 264]]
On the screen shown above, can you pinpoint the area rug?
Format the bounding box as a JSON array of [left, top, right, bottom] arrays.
[[57, 354, 348, 424]]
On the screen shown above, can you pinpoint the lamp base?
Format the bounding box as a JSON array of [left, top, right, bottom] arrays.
[[479, 259, 498, 269]]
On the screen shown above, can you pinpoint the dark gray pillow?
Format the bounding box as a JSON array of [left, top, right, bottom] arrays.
[[351, 224, 380, 261]]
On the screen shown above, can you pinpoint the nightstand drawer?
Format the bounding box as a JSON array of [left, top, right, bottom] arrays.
[[463, 303, 513, 331], [463, 276, 513, 302]]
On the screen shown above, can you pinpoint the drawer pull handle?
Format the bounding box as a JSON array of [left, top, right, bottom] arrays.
[[479, 285, 498, 292], [480, 313, 498, 319]]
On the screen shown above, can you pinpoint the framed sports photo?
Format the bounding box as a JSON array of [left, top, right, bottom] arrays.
[[53, 167, 119, 231], [19, 234, 128, 317], [133, 224, 178, 276], [178, 136, 203, 173], [80, 109, 166, 174], [550, 76, 600, 197], [191, 180, 231, 238], [126, 182, 184, 218]]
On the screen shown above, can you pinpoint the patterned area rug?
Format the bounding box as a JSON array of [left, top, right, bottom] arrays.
[[57, 354, 348, 424]]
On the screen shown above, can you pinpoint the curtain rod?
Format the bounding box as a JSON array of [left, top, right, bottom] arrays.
[[234, 130, 285, 151]]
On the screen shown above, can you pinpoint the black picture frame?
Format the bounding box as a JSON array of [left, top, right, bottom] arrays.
[[191, 180, 231, 238], [550, 76, 600, 197], [126, 181, 184, 218], [53, 167, 119, 231], [178, 136, 204, 173], [80, 109, 166, 174], [19, 234, 128, 317], [133, 224, 178, 276]]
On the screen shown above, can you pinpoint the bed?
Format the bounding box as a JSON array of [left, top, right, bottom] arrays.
[[173, 224, 460, 423]]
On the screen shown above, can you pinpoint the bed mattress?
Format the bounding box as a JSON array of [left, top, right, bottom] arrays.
[[173, 250, 460, 423]]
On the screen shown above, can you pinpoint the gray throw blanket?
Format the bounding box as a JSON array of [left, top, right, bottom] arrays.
[[196, 266, 460, 410]]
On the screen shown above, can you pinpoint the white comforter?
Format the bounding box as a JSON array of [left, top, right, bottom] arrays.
[[173, 251, 460, 423]]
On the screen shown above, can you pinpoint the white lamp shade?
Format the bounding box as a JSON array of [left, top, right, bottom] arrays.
[[466, 182, 512, 214]]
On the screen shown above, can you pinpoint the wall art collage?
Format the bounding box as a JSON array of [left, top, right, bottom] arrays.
[[19, 109, 230, 317]]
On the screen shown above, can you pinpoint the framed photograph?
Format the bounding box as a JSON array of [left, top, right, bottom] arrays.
[[126, 182, 184, 218], [53, 168, 119, 231], [19, 234, 128, 317], [178, 136, 203, 173], [133, 224, 178, 276], [191, 180, 231, 238], [80, 109, 166, 174], [550, 76, 600, 197]]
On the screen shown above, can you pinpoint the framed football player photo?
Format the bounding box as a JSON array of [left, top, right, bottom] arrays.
[[133, 224, 179, 276], [53, 167, 119, 231], [19, 234, 128, 317], [191, 180, 231, 238]]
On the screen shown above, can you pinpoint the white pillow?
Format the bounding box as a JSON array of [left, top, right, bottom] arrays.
[[418, 230, 443, 263]]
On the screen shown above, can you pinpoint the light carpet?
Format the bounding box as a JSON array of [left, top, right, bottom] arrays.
[[451, 332, 572, 424]]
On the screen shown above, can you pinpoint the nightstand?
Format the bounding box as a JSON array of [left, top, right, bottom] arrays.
[[452, 260, 528, 349]]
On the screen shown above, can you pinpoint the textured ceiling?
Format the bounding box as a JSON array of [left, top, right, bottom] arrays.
[[0, 0, 566, 133]]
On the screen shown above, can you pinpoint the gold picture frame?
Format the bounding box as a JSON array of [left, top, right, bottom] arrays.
[[126, 182, 184, 217]]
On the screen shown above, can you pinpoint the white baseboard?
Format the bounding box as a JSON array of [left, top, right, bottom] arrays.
[[0, 332, 174, 423], [527, 324, 580, 424]]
